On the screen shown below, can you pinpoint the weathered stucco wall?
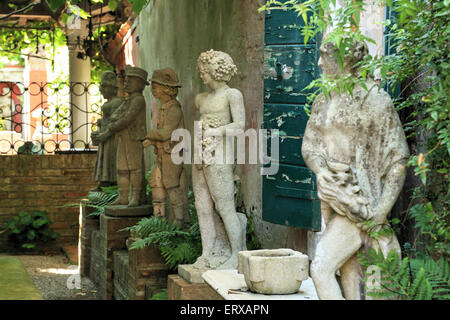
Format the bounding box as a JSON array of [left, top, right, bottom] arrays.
[[136, 0, 294, 249]]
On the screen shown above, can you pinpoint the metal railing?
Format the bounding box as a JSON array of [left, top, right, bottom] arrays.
[[0, 81, 103, 154]]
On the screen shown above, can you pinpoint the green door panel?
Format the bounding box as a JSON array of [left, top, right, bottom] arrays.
[[263, 171, 321, 231], [272, 162, 317, 191], [262, 3, 321, 231], [264, 45, 318, 104], [263, 103, 309, 165], [265, 7, 315, 45]]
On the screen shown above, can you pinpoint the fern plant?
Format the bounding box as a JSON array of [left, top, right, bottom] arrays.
[[359, 248, 450, 300], [126, 188, 262, 270], [85, 185, 119, 216], [126, 190, 203, 270]]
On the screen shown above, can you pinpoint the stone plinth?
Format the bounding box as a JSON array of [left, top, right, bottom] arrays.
[[113, 250, 130, 300], [126, 240, 169, 300], [112, 241, 169, 300], [167, 275, 222, 300], [79, 199, 100, 277], [178, 264, 208, 284], [202, 269, 318, 300], [89, 214, 143, 300], [105, 205, 152, 217]]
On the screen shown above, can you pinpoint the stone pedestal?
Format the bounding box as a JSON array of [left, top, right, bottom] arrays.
[[127, 240, 169, 300], [178, 264, 208, 284], [167, 275, 222, 300], [167, 264, 222, 300], [79, 199, 100, 277], [113, 244, 169, 300], [202, 270, 318, 300], [89, 212, 146, 300], [105, 204, 152, 217]]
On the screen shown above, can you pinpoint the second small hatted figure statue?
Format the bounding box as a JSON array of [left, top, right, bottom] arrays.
[[142, 68, 189, 227]]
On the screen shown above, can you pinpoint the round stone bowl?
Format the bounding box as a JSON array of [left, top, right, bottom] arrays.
[[238, 249, 309, 295]]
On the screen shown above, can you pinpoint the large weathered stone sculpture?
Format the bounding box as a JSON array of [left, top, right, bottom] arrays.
[[142, 68, 189, 226], [302, 41, 409, 300], [91, 65, 148, 207], [191, 49, 247, 270], [91, 71, 122, 190]]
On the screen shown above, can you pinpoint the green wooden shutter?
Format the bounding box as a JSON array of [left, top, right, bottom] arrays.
[[262, 5, 321, 231]]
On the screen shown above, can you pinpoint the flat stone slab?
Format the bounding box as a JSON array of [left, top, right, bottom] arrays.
[[178, 264, 208, 284], [202, 269, 318, 300], [105, 204, 152, 217]]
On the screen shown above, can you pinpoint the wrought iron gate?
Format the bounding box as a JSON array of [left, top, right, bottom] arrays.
[[0, 81, 103, 154]]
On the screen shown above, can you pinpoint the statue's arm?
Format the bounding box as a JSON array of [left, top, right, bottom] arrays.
[[146, 104, 182, 141], [301, 101, 327, 174], [216, 88, 246, 134], [108, 96, 145, 133], [370, 160, 407, 224]]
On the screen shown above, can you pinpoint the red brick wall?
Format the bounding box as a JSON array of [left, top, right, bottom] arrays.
[[0, 153, 97, 252]]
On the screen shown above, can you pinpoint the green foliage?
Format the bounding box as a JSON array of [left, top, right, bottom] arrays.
[[128, 0, 150, 14], [126, 191, 202, 271], [4, 211, 59, 249], [359, 248, 450, 300], [150, 289, 168, 300], [127, 188, 262, 270], [261, 0, 375, 100], [85, 185, 119, 216], [0, 1, 117, 81], [261, 0, 449, 300], [409, 202, 450, 257]]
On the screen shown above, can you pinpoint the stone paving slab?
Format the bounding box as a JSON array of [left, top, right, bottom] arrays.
[[0, 256, 43, 300], [202, 269, 318, 300]]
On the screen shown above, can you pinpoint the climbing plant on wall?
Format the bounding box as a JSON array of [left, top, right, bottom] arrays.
[[0, 1, 121, 81]]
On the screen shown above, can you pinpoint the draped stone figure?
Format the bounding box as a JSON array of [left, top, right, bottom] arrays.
[[91, 71, 121, 190], [142, 68, 189, 227], [302, 41, 409, 300], [191, 50, 247, 270], [92, 65, 149, 207]]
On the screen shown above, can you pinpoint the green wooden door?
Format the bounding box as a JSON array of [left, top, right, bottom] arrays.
[[262, 6, 321, 231]]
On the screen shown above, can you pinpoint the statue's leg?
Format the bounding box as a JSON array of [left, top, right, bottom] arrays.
[[204, 164, 244, 269], [129, 169, 143, 207], [310, 214, 363, 300], [150, 163, 166, 219], [111, 170, 129, 205], [166, 169, 189, 227], [340, 253, 364, 300], [192, 165, 217, 264]]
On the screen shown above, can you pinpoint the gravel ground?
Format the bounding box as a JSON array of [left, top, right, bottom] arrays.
[[16, 254, 99, 300]]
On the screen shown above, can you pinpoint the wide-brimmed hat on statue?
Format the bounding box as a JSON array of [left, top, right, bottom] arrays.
[[149, 68, 182, 87], [124, 65, 150, 85]]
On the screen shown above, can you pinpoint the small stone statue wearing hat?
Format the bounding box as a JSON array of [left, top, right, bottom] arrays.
[[92, 65, 149, 206], [91, 71, 122, 190], [142, 68, 189, 226]]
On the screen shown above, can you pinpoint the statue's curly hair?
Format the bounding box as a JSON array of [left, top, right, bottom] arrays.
[[197, 49, 238, 82]]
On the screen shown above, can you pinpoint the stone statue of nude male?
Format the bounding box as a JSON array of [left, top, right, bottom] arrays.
[[191, 49, 247, 270]]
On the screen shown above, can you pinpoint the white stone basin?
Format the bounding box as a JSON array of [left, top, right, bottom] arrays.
[[238, 249, 309, 295]]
